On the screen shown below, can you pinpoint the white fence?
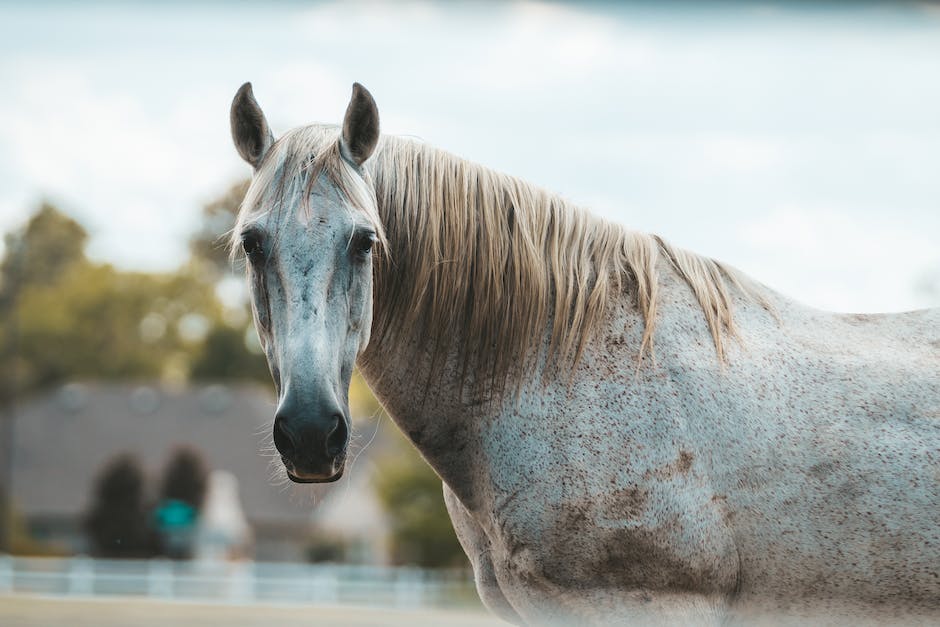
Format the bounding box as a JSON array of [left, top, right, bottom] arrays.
[[0, 555, 479, 609]]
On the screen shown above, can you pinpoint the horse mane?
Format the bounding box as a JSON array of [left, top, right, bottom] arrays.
[[365, 135, 764, 397], [234, 126, 759, 399]]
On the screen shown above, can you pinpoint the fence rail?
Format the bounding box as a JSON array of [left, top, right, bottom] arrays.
[[0, 555, 479, 609]]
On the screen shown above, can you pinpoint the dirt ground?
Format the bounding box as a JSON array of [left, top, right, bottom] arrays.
[[0, 595, 505, 627]]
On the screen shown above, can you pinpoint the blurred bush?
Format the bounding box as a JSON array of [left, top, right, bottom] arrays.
[[374, 431, 466, 568], [84, 454, 155, 558], [1, 497, 68, 556], [305, 532, 351, 563]]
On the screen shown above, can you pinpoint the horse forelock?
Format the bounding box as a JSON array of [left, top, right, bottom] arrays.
[[229, 125, 387, 261]]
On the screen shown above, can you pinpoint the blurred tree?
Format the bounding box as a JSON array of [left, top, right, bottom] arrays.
[[84, 454, 154, 558], [0, 494, 66, 556], [305, 533, 350, 563], [13, 262, 221, 390], [190, 179, 249, 279], [186, 179, 275, 383], [373, 433, 467, 568], [1, 202, 88, 294], [0, 200, 247, 394], [349, 367, 385, 420], [1, 203, 90, 397], [0, 202, 90, 550], [190, 324, 268, 382]]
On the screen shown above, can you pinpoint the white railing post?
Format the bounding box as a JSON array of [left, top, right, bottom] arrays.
[[0, 554, 12, 593], [148, 558, 174, 599], [68, 555, 94, 597], [313, 565, 338, 604], [394, 565, 423, 609], [229, 560, 255, 602], [414, 567, 427, 608], [0, 556, 460, 608]]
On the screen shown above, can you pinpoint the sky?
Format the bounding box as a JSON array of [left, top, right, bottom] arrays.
[[0, 1, 938, 313]]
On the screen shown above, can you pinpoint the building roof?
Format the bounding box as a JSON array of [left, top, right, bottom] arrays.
[[10, 382, 353, 526]]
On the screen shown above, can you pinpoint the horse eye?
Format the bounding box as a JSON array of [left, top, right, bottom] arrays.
[[241, 231, 265, 263], [351, 230, 376, 259]]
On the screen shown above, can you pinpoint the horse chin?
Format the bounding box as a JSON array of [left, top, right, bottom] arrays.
[[285, 463, 345, 484]]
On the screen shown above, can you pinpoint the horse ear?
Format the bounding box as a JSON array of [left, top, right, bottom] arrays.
[[231, 82, 274, 169], [340, 83, 380, 166]]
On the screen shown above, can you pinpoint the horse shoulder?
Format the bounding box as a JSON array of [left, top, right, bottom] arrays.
[[443, 483, 525, 625], [475, 464, 741, 623], [474, 375, 741, 620]]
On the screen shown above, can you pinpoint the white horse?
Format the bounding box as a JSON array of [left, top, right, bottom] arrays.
[[228, 82, 940, 625]]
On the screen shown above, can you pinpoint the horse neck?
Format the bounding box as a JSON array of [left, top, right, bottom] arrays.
[[357, 320, 486, 498], [357, 149, 515, 496]]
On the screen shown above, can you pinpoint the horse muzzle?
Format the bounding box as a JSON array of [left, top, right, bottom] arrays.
[[273, 405, 349, 483]]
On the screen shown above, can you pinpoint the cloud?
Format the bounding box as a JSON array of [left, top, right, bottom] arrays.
[[0, 57, 247, 269], [736, 206, 940, 312], [457, 2, 658, 92], [0, 1, 937, 317], [698, 136, 785, 173]]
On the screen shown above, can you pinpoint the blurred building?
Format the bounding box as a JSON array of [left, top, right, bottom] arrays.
[[9, 382, 390, 562]]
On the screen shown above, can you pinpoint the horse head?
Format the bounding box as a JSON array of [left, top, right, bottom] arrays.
[[229, 82, 382, 483]]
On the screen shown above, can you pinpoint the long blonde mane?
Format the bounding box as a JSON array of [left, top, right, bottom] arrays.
[[235, 127, 758, 398]]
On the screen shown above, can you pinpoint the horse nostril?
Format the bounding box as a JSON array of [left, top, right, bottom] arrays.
[[325, 414, 349, 457], [273, 416, 296, 458]]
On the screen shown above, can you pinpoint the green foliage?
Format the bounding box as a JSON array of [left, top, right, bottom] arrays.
[[305, 533, 350, 563], [1, 203, 90, 400], [190, 324, 269, 382], [14, 263, 221, 390], [374, 433, 467, 568], [0, 494, 67, 556], [350, 368, 385, 421], [189, 179, 249, 279], [187, 179, 275, 383], [1, 202, 87, 294]]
